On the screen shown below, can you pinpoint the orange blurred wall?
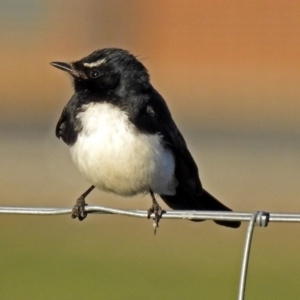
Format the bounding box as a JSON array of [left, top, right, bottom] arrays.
[[0, 0, 299, 132]]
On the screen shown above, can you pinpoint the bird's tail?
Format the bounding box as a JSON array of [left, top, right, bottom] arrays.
[[160, 188, 241, 228]]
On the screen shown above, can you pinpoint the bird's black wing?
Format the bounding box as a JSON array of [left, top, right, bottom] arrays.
[[55, 94, 81, 146], [133, 86, 240, 228], [138, 87, 203, 199], [56, 105, 68, 140]]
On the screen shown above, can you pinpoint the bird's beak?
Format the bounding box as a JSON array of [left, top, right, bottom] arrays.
[[50, 62, 87, 79]]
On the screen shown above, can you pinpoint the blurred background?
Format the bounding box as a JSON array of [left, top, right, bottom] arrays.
[[0, 0, 299, 299]]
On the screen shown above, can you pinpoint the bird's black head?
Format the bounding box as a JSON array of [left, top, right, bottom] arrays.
[[51, 48, 150, 96]]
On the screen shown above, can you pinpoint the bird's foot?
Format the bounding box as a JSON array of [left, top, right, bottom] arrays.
[[71, 196, 88, 221], [71, 185, 95, 221], [147, 202, 166, 234]]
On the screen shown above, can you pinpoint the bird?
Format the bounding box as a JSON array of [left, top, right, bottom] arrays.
[[51, 48, 241, 230]]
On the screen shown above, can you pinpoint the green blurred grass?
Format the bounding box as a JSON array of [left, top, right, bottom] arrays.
[[0, 215, 241, 300], [1, 215, 300, 299]]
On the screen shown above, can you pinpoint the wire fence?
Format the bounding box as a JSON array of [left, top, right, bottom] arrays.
[[1, 206, 300, 300]]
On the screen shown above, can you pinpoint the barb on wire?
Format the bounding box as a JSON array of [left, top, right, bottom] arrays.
[[238, 212, 265, 300]]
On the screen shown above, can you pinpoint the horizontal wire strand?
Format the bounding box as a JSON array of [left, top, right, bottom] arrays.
[[0, 206, 299, 223]]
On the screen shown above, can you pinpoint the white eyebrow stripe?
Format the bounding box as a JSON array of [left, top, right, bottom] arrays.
[[83, 58, 106, 68]]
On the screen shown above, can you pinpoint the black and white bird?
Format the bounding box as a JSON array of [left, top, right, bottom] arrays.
[[51, 48, 240, 230]]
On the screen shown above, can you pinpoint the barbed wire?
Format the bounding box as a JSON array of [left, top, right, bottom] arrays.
[[1, 205, 299, 300]]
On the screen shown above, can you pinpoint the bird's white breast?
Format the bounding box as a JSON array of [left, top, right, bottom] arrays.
[[70, 102, 177, 196]]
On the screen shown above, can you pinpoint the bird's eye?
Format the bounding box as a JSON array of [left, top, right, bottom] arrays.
[[89, 69, 101, 79]]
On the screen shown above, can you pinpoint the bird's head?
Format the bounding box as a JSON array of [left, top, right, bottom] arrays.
[[51, 48, 150, 96]]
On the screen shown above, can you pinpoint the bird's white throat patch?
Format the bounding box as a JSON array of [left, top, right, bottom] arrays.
[[70, 102, 177, 196]]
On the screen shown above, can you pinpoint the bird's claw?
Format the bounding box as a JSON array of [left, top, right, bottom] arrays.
[[71, 196, 88, 221], [147, 203, 166, 234]]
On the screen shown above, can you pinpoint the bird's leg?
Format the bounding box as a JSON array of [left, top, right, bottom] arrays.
[[147, 190, 166, 232], [71, 185, 95, 221]]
